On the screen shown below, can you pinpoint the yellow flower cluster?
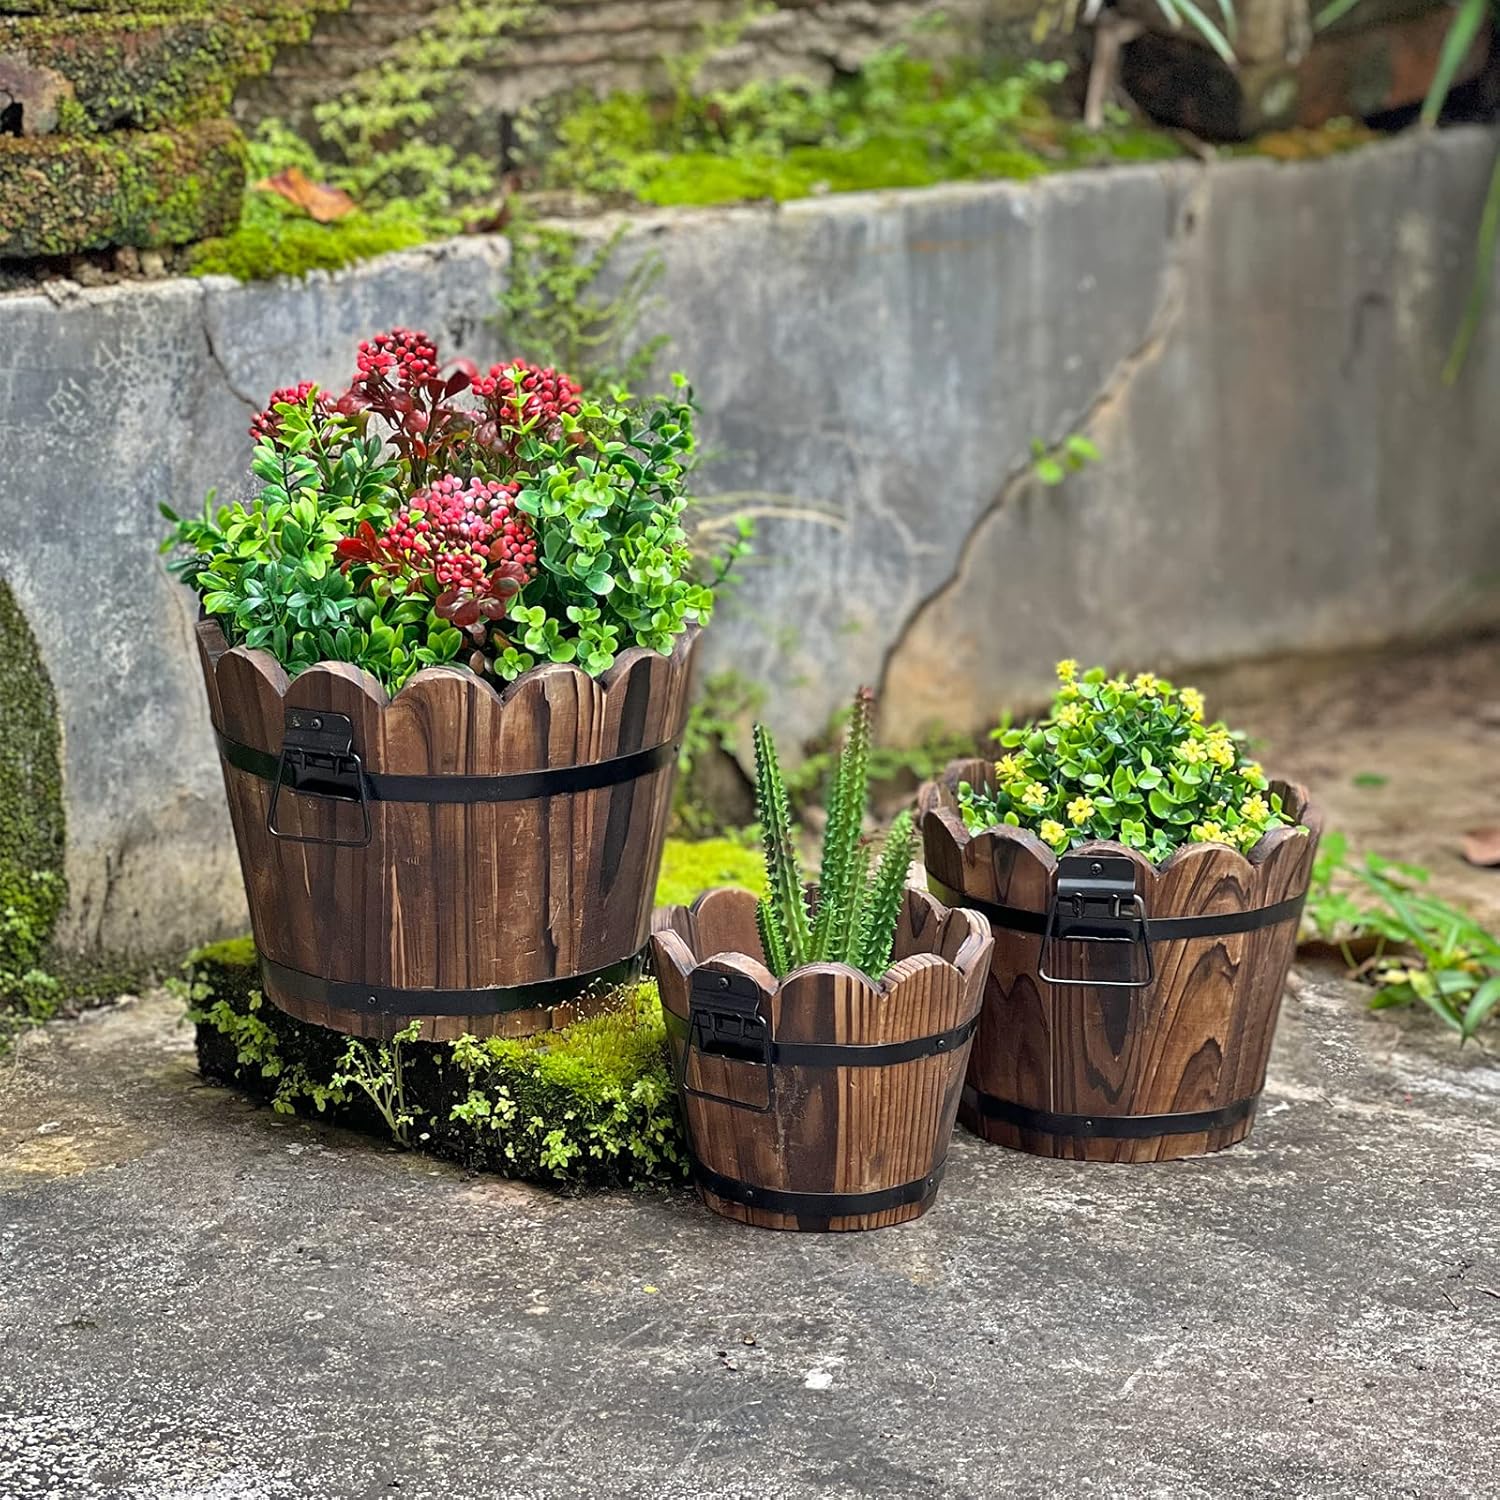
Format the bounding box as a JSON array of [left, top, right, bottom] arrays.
[[955, 658, 1296, 864]]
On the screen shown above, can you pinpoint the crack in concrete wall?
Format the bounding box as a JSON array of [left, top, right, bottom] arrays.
[[875, 168, 1213, 715]]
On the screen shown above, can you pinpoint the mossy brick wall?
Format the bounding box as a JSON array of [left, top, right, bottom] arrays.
[[0, 579, 65, 1000], [234, 0, 1048, 150], [0, 0, 347, 258], [0, 119, 246, 257]]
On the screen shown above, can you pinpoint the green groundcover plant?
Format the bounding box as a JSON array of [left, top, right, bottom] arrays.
[[754, 688, 915, 979], [1303, 833, 1500, 1042], [532, 51, 1182, 209], [161, 330, 722, 691], [958, 661, 1301, 862]]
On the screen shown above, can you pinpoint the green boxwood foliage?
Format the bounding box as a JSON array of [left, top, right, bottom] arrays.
[[186, 940, 685, 1187], [0, 582, 66, 1031]]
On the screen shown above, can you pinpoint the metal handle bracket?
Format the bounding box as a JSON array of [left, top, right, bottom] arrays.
[[680, 969, 774, 1113], [265, 709, 372, 847], [1038, 854, 1154, 990]]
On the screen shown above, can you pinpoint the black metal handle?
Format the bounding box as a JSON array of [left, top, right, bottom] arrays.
[[265, 709, 373, 848], [678, 969, 774, 1114], [1038, 854, 1155, 990]]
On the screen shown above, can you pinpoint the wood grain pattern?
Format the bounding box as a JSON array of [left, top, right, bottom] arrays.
[[196, 618, 700, 1041], [918, 760, 1323, 1163], [650, 886, 992, 1231]]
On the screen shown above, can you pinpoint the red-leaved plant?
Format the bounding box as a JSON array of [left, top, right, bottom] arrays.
[[163, 327, 724, 691]]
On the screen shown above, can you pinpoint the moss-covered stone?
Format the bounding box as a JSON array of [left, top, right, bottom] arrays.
[[0, 9, 326, 135], [0, 579, 66, 1019], [0, 116, 246, 256], [187, 943, 687, 1187]]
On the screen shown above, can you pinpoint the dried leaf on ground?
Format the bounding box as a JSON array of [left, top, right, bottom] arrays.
[[254, 166, 356, 223], [1462, 827, 1500, 867]]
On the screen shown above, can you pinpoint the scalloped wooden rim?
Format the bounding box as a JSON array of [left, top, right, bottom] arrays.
[[916, 758, 1325, 894], [651, 883, 992, 1002], [197, 615, 701, 717]]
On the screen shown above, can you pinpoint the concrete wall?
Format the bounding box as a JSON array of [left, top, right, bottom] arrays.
[[1, 129, 1498, 956]]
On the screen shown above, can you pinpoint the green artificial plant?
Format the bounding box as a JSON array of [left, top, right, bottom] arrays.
[[958, 660, 1303, 863], [753, 687, 915, 979]]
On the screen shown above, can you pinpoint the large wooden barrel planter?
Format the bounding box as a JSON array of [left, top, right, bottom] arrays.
[[650, 886, 992, 1231], [194, 618, 699, 1042], [918, 760, 1323, 1163]]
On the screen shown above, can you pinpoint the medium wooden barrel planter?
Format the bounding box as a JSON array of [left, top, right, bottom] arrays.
[[651, 886, 992, 1231], [918, 760, 1323, 1163], [195, 618, 699, 1042]]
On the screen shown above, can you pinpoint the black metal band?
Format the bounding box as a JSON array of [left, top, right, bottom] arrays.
[[217, 731, 678, 804], [689, 1154, 947, 1217], [259, 948, 646, 1018], [961, 1086, 1258, 1139], [664, 1008, 979, 1067], [928, 880, 1305, 942]]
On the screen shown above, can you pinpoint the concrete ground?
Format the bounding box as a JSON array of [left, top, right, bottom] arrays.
[[3, 637, 1499, 1499]]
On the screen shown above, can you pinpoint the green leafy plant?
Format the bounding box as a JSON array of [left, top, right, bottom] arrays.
[[958, 661, 1300, 861], [331, 1023, 427, 1147], [1030, 432, 1100, 487], [495, 220, 669, 393], [502, 375, 714, 676], [1302, 832, 1500, 1042], [162, 331, 725, 691], [753, 688, 916, 978]]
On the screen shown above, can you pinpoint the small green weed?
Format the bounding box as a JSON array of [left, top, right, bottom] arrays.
[[1302, 831, 1500, 1042]]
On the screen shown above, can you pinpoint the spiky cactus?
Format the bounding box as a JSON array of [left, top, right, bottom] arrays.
[[753, 688, 917, 979]]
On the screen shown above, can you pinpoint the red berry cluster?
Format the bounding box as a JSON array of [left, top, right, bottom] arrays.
[[248, 381, 335, 444], [473, 361, 582, 453], [380, 475, 537, 591], [353, 327, 441, 388]]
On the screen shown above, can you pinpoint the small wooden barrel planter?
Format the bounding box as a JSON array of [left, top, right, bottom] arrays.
[[195, 618, 699, 1042], [918, 760, 1323, 1163], [650, 886, 992, 1231]]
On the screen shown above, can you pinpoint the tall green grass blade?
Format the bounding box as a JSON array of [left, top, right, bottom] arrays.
[[1443, 137, 1500, 384], [1420, 0, 1487, 129], [1460, 974, 1500, 1041], [1154, 0, 1238, 65], [1313, 0, 1363, 30]]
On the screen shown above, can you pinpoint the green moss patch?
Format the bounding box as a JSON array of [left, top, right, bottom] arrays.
[[187, 942, 686, 1188], [656, 837, 765, 908], [0, 580, 66, 1035], [0, 8, 323, 135], [533, 54, 1185, 210], [0, 117, 246, 257]]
